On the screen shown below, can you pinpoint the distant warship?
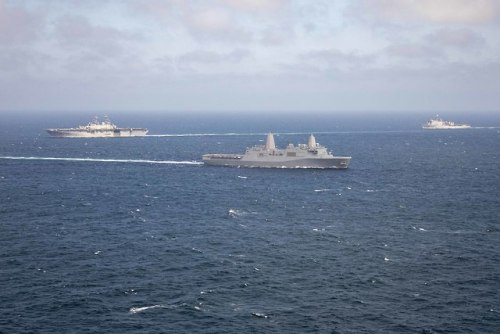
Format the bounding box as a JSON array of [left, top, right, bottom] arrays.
[[46, 116, 148, 138], [203, 133, 351, 169], [423, 115, 471, 129]]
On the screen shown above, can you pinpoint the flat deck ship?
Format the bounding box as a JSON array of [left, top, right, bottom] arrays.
[[47, 116, 148, 138]]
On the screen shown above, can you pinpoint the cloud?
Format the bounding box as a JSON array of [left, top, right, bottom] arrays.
[[425, 29, 486, 49], [299, 49, 376, 71], [187, 8, 231, 34], [178, 49, 251, 64], [53, 15, 141, 57], [175, 49, 252, 74], [0, 0, 42, 45], [220, 0, 286, 14], [1, 0, 499, 112], [384, 43, 443, 60], [132, 0, 176, 19], [259, 23, 296, 45], [0, 48, 52, 75], [352, 0, 500, 24], [133, 0, 289, 44], [185, 7, 252, 43]]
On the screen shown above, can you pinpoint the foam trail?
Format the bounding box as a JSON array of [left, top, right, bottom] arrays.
[[146, 131, 355, 137], [146, 133, 264, 137], [0, 156, 203, 165], [146, 130, 425, 136]]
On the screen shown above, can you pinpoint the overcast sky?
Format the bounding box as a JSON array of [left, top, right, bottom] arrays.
[[1, 0, 499, 113]]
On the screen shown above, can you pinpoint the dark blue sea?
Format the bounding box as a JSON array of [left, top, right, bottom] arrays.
[[1, 112, 499, 333]]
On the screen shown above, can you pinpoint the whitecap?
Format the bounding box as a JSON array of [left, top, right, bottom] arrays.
[[237, 176, 247, 179], [200, 289, 214, 294], [129, 305, 162, 314], [314, 189, 331, 192], [252, 312, 268, 319], [418, 228, 427, 231], [384, 257, 390, 261], [228, 209, 245, 217]]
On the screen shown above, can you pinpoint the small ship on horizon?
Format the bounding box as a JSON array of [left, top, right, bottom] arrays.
[[423, 115, 471, 129], [202, 133, 351, 169], [46, 116, 148, 138]]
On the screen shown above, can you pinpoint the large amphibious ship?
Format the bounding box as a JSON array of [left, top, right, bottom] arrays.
[[203, 133, 351, 169], [423, 115, 471, 129], [46, 116, 148, 138]]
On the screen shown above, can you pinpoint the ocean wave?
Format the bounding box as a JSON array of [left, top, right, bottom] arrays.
[[0, 156, 203, 165], [129, 305, 163, 314], [228, 209, 246, 218]]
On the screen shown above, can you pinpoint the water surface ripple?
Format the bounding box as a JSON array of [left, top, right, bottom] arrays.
[[1, 118, 499, 333]]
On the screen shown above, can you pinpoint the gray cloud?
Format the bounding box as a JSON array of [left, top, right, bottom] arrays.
[[384, 43, 443, 61], [1, 0, 499, 112], [425, 29, 486, 49], [178, 49, 251, 64], [175, 49, 253, 75], [259, 23, 296, 46], [185, 8, 253, 43], [0, 48, 53, 75], [220, 0, 286, 14], [351, 0, 500, 24], [53, 15, 142, 57], [299, 49, 376, 71], [132, 0, 291, 44], [0, 0, 42, 45]]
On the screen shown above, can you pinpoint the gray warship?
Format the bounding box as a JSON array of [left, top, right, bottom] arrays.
[[422, 115, 471, 129], [47, 116, 148, 138], [202, 133, 351, 169]]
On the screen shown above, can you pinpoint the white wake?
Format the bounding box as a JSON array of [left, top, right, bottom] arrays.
[[0, 156, 203, 165]]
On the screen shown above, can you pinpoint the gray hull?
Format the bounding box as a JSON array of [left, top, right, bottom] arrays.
[[47, 128, 148, 138], [203, 155, 351, 169], [203, 133, 351, 169]]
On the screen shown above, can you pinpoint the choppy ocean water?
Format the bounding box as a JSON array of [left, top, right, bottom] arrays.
[[1, 112, 499, 333]]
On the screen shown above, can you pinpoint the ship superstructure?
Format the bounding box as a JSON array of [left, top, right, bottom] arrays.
[[203, 133, 351, 169], [47, 116, 148, 138], [423, 116, 471, 129]]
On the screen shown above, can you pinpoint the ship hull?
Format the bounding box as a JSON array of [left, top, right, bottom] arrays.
[[203, 154, 351, 169], [422, 125, 471, 129], [47, 128, 148, 138]]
